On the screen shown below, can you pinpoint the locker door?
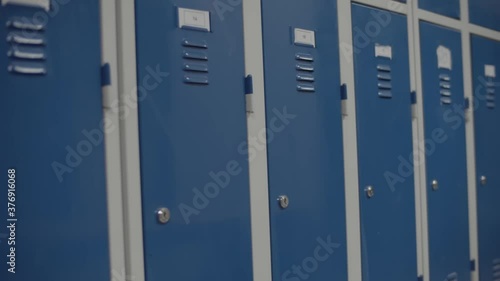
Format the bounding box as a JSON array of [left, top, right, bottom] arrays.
[[471, 35, 500, 281], [469, 0, 500, 32], [419, 0, 460, 20], [135, 1, 253, 281], [262, 1, 348, 280], [419, 21, 470, 281], [352, 4, 417, 281], [0, 1, 109, 281]]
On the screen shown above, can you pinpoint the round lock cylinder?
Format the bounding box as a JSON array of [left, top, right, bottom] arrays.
[[365, 186, 375, 198], [156, 207, 171, 224], [278, 195, 289, 209], [431, 180, 439, 191], [480, 175, 487, 186]]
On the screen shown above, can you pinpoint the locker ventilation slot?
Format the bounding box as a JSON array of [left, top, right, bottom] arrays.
[[183, 39, 209, 85], [439, 73, 452, 105], [377, 63, 392, 98], [6, 16, 47, 75], [493, 258, 500, 281], [295, 52, 315, 93], [445, 272, 458, 281], [486, 78, 496, 109]]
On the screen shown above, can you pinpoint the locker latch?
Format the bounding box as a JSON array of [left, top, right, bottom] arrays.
[[245, 75, 254, 113]]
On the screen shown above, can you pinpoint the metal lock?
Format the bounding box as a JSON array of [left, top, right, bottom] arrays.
[[278, 195, 289, 209], [431, 179, 439, 191], [156, 207, 171, 224], [365, 186, 375, 198], [480, 175, 487, 186]]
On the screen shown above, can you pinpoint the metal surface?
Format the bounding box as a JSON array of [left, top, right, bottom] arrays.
[[135, 1, 253, 280], [418, 0, 460, 19], [431, 180, 439, 191], [352, 4, 417, 281], [365, 186, 375, 198], [277, 195, 289, 209], [419, 21, 470, 281], [0, 2, 110, 281], [471, 34, 500, 281], [156, 208, 171, 224], [480, 175, 487, 186], [469, 0, 500, 31], [262, 0, 348, 280]]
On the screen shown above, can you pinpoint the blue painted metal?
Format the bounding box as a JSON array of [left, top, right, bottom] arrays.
[[352, 4, 417, 281], [419, 21, 470, 281], [261, 1, 348, 280], [0, 2, 109, 281], [471, 34, 500, 281], [470, 0, 500, 31], [419, 0, 460, 19], [135, 1, 253, 281]]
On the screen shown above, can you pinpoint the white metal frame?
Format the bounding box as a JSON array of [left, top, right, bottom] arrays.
[[104, 0, 500, 280], [341, 0, 500, 281]]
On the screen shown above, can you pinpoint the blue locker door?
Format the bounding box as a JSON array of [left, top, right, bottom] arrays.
[[419, 21, 470, 281], [471, 35, 500, 281], [262, 0, 348, 280], [352, 4, 417, 281], [0, 2, 110, 281], [419, 0, 460, 19], [135, 1, 253, 281], [469, 0, 500, 31]]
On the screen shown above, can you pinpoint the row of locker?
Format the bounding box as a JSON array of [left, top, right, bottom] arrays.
[[0, 0, 499, 281]]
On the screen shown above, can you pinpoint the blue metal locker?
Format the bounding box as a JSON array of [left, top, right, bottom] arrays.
[[471, 35, 500, 281], [419, 0, 460, 19], [352, 4, 417, 281], [262, 0, 348, 280], [0, 1, 110, 281], [135, 1, 253, 281], [419, 21, 470, 281], [469, 0, 500, 31]]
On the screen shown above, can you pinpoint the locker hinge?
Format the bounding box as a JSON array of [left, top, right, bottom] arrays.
[[245, 75, 254, 113], [417, 275, 424, 281], [470, 259, 476, 271], [464, 97, 470, 110], [101, 63, 113, 109], [411, 91, 417, 104]]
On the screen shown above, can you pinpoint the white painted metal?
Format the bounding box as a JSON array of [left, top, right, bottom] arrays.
[[337, 1, 362, 280], [242, 0, 273, 280], [407, 0, 425, 278], [115, 0, 146, 280], [460, 0, 479, 281], [100, 0, 127, 279]]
